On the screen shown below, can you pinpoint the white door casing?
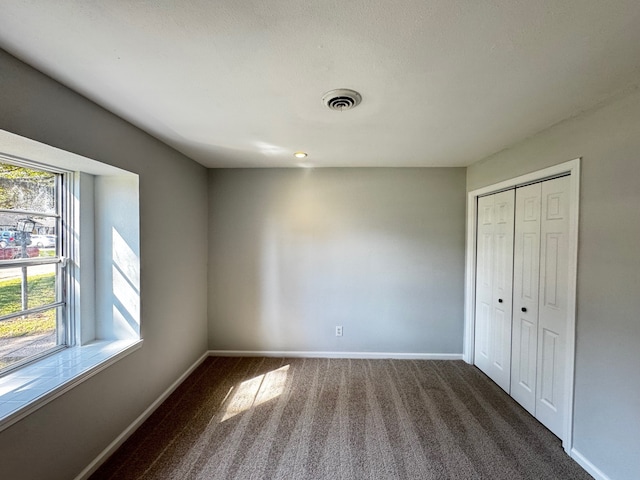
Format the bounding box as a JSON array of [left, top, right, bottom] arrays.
[[474, 189, 514, 393]]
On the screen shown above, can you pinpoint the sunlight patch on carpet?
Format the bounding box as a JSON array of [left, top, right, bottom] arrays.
[[221, 364, 289, 422]]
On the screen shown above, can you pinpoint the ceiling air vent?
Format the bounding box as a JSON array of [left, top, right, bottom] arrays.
[[322, 89, 362, 111]]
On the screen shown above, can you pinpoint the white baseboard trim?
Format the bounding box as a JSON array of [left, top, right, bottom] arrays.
[[208, 350, 463, 360], [74, 351, 210, 480], [571, 448, 611, 480]]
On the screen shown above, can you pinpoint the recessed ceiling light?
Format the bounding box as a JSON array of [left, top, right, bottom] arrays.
[[293, 152, 308, 158]]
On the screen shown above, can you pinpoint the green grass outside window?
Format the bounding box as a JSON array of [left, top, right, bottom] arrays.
[[0, 273, 56, 338]]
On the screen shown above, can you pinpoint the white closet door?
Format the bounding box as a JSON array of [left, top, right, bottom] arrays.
[[511, 183, 542, 414], [474, 189, 514, 392], [535, 176, 570, 437]]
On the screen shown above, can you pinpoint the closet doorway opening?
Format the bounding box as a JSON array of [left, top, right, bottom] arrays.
[[463, 158, 580, 453]]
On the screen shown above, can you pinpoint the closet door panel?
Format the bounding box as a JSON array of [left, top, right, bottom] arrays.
[[536, 176, 570, 438], [474, 196, 494, 373], [511, 183, 541, 414], [474, 190, 514, 392], [492, 190, 515, 392], [474, 195, 494, 373]]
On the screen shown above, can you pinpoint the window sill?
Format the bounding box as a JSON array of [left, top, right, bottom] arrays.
[[0, 339, 142, 432]]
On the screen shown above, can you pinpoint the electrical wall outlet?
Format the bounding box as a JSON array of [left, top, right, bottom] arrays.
[[335, 326, 343, 337]]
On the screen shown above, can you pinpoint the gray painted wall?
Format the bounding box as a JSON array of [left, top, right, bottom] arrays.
[[468, 88, 640, 479], [0, 49, 209, 480], [208, 168, 466, 354]]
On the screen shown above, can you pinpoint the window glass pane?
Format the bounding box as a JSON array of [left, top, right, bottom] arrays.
[[0, 212, 40, 252], [0, 163, 56, 214], [0, 308, 58, 372], [0, 215, 57, 253], [0, 265, 58, 315], [0, 267, 24, 315], [27, 264, 58, 310], [0, 161, 62, 374], [29, 231, 58, 251]]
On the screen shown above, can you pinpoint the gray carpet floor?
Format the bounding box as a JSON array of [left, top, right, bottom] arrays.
[[91, 357, 592, 479]]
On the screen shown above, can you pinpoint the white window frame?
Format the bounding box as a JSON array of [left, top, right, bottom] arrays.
[[0, 130, 142, 432]]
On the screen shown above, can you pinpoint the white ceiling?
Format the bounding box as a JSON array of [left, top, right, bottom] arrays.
[[1, 1, 640, 168]]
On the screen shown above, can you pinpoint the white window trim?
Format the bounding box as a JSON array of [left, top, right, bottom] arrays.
[[0, 129, 141, 432]]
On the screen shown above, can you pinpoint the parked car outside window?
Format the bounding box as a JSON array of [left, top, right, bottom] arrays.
[[30, 234, 56, 248], [0, 230, 17, 247], [0, 230, 32, 248]]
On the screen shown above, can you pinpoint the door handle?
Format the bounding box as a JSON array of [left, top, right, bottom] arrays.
[[521, 307, 527, 312], [498, 298, 503, 303]]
